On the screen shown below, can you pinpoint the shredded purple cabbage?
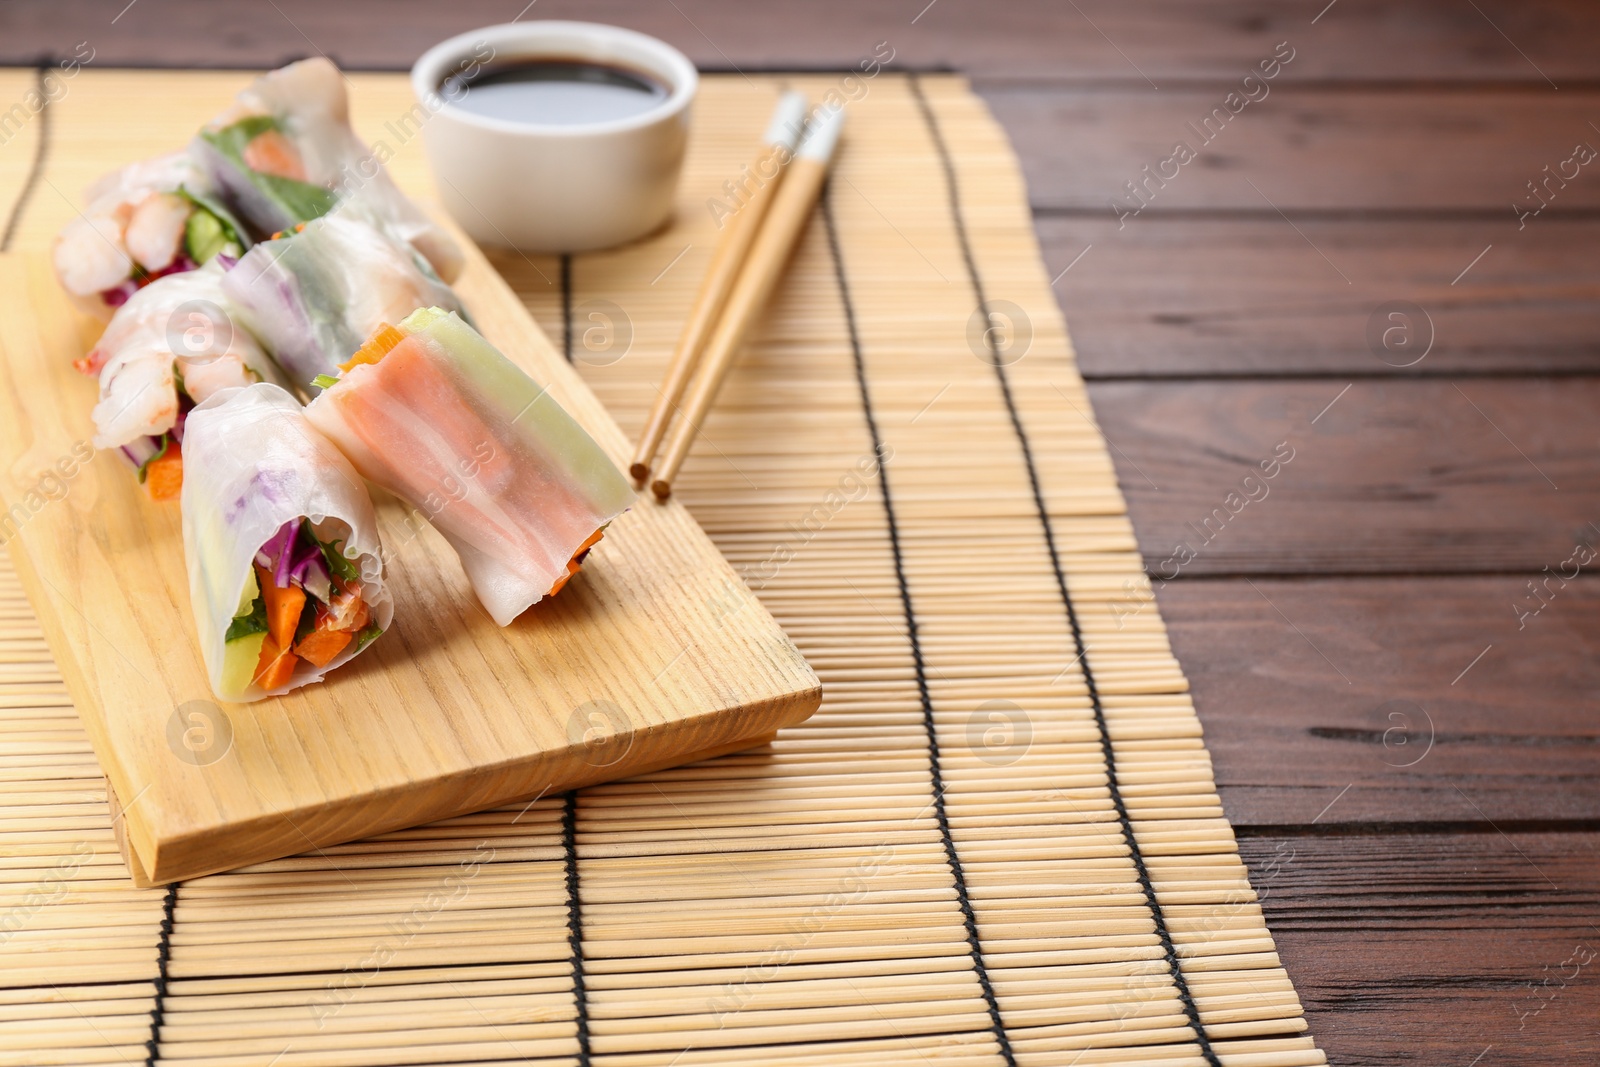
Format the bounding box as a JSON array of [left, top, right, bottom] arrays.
[[101, 280, 138, 308], [255, 520, 298, 584], [98, 256, 198, 308], [254, 519, 332, 598], [243, 468, 292, 510], [286, 530, 325, 586], [161, 255, 198, 278], [273, 274, 296, 306], [293, 549, 331, 602], [117, 435, 164, 469]]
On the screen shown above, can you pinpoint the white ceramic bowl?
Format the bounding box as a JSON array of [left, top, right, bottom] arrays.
[[412, 21, 697, 253]]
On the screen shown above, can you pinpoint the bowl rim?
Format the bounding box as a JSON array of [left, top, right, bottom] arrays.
[[411, 20, 699, 138]]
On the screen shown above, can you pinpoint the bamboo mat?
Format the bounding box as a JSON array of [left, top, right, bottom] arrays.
[[0, 69, 1324, 1067]]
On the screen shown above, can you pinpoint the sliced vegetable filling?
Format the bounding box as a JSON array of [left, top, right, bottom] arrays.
[[200, 114, 337, 224], [225, 517, 381, 690], [124, 387, 193, 502]]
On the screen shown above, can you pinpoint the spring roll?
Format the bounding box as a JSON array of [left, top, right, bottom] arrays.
[[193, 57, 463, 283], [182, 383, 392, 701], [83, 263, 288, 501], [52, 151, 248, 318], [220, 213, 463, 390], [305, 308, 633, 626]]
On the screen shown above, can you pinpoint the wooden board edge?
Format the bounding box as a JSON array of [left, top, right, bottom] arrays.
[[534, 729, 787, 801], [120, 723, 795, 887], [105, 777, 155, 890]]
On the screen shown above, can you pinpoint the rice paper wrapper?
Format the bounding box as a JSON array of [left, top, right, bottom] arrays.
[[304, 309, 634, 626], [192, 57, 463, 282], [221, 213, 463, 390], [181, 382, 393, 702], [83, 151, 210, 215], [88, 264, 288, 450]]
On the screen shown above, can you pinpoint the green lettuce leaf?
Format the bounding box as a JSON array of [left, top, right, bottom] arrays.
[[225, 592, 268, 643], [200, 116, 337, 224]]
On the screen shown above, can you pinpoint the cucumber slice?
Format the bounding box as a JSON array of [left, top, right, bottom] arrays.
[[399, 306, 451, 332], [235, 567, 260, 619], [184, 208, 231, 265], [219, 630, 266, 699], [177, 185, 248, 254]]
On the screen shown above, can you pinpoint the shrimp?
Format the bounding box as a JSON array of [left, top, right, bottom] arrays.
[[242, 129, 307, 181], [57, 152, 210, 315], [86, 266, 287, 423], [53, 214, 133, 297], [324, 577, 369, 633], [181, 351, 259, 403], [124, 192, 192, 273], [91, 345, 179, 449]]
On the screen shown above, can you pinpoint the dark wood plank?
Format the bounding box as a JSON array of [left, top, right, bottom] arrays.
[[1040, 216, 1600, 377], [7, 0, 1600, 81], [1238, 831, 1600, 1067], [984, 86, 1600, 212], [1086, 379, 1597, 574], [6, 6, 1596, 1062], [1158, 577, 1600, 825]]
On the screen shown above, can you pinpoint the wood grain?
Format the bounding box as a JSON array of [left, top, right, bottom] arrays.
[[6, 1, 1600, 83], [0, 241, 819, 886], [1240, 831, 1600, 1067], [1156, 577, 1600, 826], [1087, 378, 1595, 574], [986, 87, 1600, 213], [0, 0, 1594, 1057], [1041, 217, 1600, 377]]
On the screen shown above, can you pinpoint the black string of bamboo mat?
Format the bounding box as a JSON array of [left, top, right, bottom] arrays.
[[820, 187, 1019, 1067], [908, 72, 1223, 1067], [141, 880, 178, 1067], [0, 65, 50, 253], [562, 791, 594, 1067]]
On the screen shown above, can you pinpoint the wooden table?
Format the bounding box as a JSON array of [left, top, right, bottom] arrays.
[[5, 2, 1596, 1063]]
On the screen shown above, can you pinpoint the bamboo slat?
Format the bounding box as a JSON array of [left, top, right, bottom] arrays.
[[0, 69, 1323, 1067]]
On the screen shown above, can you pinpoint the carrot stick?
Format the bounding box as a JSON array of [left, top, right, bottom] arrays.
[[294, 625, 352, 668], [144, 443, 183, 501], [256, 564, 306, 650], [339, 322, 405, 372], [252, 633, 298, 689]]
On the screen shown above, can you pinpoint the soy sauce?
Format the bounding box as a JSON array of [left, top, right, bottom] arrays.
[[442, 59, 669, 126]]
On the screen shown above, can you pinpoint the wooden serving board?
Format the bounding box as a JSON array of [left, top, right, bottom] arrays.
[[0, 242, 821, 887]]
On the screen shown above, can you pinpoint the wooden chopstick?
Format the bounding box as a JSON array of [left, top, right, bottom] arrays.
[[629, 91, 810, 485], [650, 103, 847, 501]]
